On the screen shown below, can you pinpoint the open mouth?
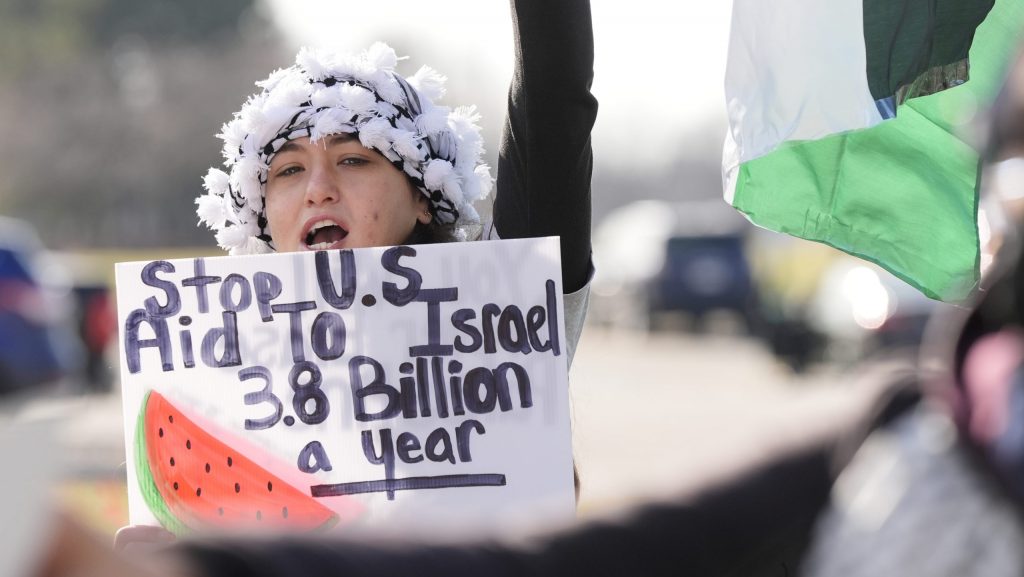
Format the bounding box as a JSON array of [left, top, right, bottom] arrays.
[[304, 219, 349, 250]]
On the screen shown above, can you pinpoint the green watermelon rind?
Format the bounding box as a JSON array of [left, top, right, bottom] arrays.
[[134, 391, 342, 534], [134, 390, 190, 536]]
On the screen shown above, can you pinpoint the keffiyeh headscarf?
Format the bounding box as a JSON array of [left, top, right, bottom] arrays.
[[196, 42, 493, 255]]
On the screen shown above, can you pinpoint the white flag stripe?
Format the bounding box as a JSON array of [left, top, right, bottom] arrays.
[[723, 0, 885, 194]]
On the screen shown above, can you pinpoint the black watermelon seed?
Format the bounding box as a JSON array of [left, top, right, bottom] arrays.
[[168, 415, 174, 423], [218, 507, 224, 516], [173, 482, 178, 491], [196, 488, 202, 497], [186, 440, 191, 450], [205, 463, 211, 473], [158, 428, 164, 438], [256, 510, 262, 521], [169, 457, 175, 467], [227, 456, 233, 467], [267, 481, 273, 492], [234, 482, 240, 493], [282, 507, 288, 518]]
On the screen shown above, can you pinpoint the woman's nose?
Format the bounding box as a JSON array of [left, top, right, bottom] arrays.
[[304, 164, 339, 206]]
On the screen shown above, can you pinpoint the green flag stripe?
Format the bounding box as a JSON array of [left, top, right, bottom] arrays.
[[733, 108, 979, 301], [863, 0, 994, 103]]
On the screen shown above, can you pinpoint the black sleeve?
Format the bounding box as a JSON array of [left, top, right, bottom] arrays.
[[493, 0, 598, 294], [174, 445, 834, 577]]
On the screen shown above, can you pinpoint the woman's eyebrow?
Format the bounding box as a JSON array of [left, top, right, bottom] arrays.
[[276, 140, 303, 155], [327, 133, 359, 146], [274, 133, 358, 157]]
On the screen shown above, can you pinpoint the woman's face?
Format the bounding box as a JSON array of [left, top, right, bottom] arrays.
[[265, 134, 432, 252]]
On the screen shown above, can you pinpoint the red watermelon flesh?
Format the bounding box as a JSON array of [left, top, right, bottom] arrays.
[[139, 390, 338, 532]]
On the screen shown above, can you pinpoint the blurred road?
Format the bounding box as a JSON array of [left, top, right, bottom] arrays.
[[571, 328, 882, 514], [14, 327, 887, 530]]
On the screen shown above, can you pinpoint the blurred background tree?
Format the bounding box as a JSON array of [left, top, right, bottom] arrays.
[[0, 0, 288, 248]]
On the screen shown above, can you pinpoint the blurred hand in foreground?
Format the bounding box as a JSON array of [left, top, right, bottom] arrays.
[[35, 513, 182, 577], [113, 525, 176, 555]]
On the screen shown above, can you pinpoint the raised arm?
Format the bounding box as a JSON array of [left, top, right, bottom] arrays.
[[493, 0, 598, 294]]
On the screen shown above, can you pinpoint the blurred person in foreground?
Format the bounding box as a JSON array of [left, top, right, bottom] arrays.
[[798, 49, 1024, 577]]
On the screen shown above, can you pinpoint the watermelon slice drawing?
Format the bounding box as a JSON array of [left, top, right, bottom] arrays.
[[135, 390, 339, 534]]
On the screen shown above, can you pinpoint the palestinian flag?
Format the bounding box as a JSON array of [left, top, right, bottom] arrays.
[[723, 0, 1024, 301]]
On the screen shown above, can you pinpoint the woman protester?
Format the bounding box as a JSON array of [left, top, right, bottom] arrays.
[[113, 0, 597, 551]]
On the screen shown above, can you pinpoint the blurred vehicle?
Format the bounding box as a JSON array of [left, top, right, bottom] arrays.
[[72, 283, 116, 391], [649, 234, 757, 329], [748, 227, 951, 371], [746, 233, 835, 371], [591, 200, 759, 332], [806, 257, 949, 362], [48, 248, 118, 392], [0, 217, 81, 392]]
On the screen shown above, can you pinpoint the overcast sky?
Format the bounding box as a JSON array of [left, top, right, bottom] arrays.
[[264, 1, 734, 170]]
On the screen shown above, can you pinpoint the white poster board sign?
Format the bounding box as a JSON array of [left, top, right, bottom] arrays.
[[116, 238, 573, 535]]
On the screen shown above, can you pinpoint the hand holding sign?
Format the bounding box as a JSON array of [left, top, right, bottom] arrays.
[[117, 238, 574, 535]]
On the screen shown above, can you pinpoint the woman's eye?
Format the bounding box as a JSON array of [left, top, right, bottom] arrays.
[[276, 165, 302, 178], [339, 157, 368, 166]]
